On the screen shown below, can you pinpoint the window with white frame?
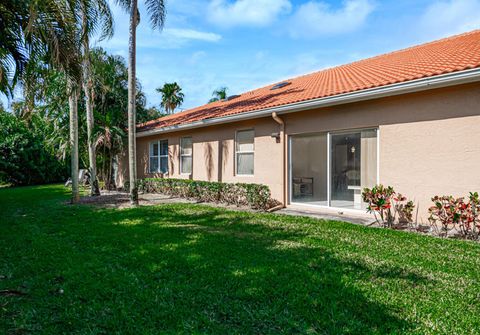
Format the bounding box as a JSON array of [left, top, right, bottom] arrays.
[[180, 137, 193, 174], [236, 129, 254, 175], [149, 140, 168, 174]]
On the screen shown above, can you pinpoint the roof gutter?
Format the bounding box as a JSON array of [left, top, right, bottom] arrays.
[[137, 67, 480, 138]]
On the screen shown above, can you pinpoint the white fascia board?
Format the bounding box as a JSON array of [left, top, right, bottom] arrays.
[[137, 68, 480, 138]]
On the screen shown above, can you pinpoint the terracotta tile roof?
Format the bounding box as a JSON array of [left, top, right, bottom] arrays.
[[138, 30, 480, 132]]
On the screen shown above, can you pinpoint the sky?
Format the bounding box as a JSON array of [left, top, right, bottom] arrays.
[[3, 0, 480, 111]]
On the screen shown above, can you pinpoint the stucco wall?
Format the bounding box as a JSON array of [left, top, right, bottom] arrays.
[[134, 118, 285, 201], [121, 82, 480, 220]]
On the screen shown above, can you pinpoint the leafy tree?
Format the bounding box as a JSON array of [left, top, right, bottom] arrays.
[[209, 87, 228, 103], [0, 109, 68, 185], [115, 0, 166, 205], [156, 82, 184, 114], [137, 106, 166, 124]]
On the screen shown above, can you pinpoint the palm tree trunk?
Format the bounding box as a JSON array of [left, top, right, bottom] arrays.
[[82, 32, 100, 197], [128, 0, 138, 205], [108, 152, 113, 190], [68, 80, 79, 203]]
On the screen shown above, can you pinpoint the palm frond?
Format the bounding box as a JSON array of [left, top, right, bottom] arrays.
[[145, 0, 166, 30]]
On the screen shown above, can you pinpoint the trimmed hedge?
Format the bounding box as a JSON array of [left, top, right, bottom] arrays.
[[130, 178, 276, 210]]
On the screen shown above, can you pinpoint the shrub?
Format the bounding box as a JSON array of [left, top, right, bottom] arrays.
[[133, 178, 275, 210], [0, 110, 68, 185], [362, 185, 415, 228], [428, 192, 480, 240]]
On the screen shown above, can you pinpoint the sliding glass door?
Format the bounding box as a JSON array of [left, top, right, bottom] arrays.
[[290, 134, 328, 206], [290, 129, 378, 210]]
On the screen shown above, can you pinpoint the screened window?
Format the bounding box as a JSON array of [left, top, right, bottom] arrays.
[[180, 137, 193, 174], [149, 140, 168, 174], [236, 129, 254, 175]]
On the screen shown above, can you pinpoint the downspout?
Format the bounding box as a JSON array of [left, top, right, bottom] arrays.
[[272, 112, 287, 208]]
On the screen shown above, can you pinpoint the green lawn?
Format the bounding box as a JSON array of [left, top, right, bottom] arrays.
[[1, 185, 480, 334]]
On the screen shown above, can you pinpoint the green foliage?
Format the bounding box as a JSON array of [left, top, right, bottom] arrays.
[[208, 87, 228, 103], [0, 110, 68, 185], [134, 178, 274, 210], [0, 0, 80, 95], [137, 106, 166, 124], [14, 48, 156, 188]]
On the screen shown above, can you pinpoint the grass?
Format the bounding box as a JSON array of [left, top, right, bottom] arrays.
[[1, 185, 480, 334]]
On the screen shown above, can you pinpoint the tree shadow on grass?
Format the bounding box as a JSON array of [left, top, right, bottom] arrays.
[[3, 202, 427, 334]]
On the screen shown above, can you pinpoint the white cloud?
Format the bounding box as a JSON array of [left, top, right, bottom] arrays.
[[288, 0, 375, 38], [207, 0, 292, 27], [102, 27, 221, 50], [419, 0, 480, 39], [188, 51, 207, 65], [163, 28, 221, 42]]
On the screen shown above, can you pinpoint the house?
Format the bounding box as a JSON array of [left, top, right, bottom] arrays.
[[118, 30, 480, 220]]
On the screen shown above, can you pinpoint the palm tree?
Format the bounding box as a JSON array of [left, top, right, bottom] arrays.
[[115, 0, 166, 205], [94, 125, 125, 190], [208, 87, 228, 103], [156, 82, 184, 114], [79, 0, 114, 197], [60, 0, 114, 203], [0, 0, 79, 96]]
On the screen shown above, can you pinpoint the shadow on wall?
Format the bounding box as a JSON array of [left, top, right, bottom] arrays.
[[221, 140, 229, 179], [204, 142, 214, 181], [140, 149, 149, 176], [170, 145, 178, 176], [65, 204, 420, 333]]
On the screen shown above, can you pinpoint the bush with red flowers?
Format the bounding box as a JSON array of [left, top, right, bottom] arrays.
[[428, 192, 480, 240], [362, 185, 415, 228]]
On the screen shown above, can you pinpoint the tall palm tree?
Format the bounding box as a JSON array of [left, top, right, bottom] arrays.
[[208, 87, 228, 103], [61, 0, 114, 202], [79, 0, 114, 197], [115, 0, 166, 205], [156, 82, 184, 114], [0, 0, 80, 95]]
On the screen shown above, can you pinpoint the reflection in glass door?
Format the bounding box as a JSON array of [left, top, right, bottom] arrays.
[[290, 129, 377, 210]]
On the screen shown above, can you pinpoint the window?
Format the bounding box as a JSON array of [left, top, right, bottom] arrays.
[[149, 140, 168, 174], [180, 137, 192, 174], [236, 129, 254, 175]]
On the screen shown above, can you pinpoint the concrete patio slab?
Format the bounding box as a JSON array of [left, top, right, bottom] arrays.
[[277, 205, 376, 225]]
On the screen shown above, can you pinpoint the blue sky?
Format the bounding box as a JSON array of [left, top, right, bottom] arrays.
[[3, 0, 480, 111]]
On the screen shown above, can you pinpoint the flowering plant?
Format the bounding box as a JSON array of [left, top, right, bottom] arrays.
[[428, 192, 480, 239], [362, 185, 415, 228]]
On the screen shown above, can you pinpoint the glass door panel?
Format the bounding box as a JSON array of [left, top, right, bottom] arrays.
[[330, 132, 361, 209], [291, 134, 328, 206]]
